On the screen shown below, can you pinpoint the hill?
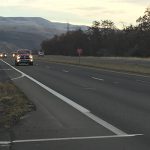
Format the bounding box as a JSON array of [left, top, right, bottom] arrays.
[[0, 17, 87, 52]]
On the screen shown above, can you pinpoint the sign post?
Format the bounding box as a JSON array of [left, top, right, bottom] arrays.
[[77, 48, 83, 64]]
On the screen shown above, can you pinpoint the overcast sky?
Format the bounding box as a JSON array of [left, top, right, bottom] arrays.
[[0, 0, 149, 28]]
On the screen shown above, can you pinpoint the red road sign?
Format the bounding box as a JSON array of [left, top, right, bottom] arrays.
[[77, 48, 83, 55]]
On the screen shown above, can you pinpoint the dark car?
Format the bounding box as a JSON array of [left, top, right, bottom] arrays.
[[15, 49, 33, 66]]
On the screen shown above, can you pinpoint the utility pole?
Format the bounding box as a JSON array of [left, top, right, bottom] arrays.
[[67, 22, 70, 33]]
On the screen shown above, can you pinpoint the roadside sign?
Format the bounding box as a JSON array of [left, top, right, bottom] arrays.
[[77, 48, 83, 56], [77, 48, 83, 64]]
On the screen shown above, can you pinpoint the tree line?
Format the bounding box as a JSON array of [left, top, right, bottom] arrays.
[[41, 7, 150, 57]]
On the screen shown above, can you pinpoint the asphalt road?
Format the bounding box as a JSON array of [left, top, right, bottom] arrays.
[[1, 57, 150, 150]]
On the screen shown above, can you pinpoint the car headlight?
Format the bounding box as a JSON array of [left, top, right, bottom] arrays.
[[17, 55, 20, 59], [29, 55, 33, 59]]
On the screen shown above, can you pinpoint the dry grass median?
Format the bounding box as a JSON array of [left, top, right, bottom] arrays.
[[0, 82, 35, 129]]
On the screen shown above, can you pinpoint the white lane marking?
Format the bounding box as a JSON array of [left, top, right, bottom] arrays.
[[1, 60, 127, 135], [62, 69, 69, 73], [136, 80, 150, 84], [84, 112, 126, 135], [84, 87, 95, 90], [101, 69, 150, 79], [11, 74, 25, 81], [0, 141, 11, 145], [91, 77, 104, 81], [0, 134, 143, 145], [0, 69, 12, 71]]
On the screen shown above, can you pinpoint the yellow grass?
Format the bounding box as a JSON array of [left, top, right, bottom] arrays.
[[0, 82, 35, 128]]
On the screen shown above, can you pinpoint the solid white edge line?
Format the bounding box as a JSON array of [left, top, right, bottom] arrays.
[[12, 134, 143, 143], [1, 60, 128, 135], [84, 112, 127, 135], [0, 141, 11, 145], [0, 134, 143, 145]]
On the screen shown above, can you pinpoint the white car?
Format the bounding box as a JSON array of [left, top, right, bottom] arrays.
[[38, 51, 44, 56]]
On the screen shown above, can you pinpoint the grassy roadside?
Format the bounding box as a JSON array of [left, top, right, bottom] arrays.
[[0, 81, 35, 129], [34, 55, 150, 76]]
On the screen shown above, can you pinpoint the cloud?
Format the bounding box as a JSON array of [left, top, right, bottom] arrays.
[[102, 10, 125, 15], [74, 6, 105, 11], [109, 0, 150, 5], [0, 0, 149, 27], [73, 6, 126, 17]]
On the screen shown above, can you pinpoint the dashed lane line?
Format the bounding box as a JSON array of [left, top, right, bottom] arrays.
[[62, 69, 69, 73], [91, 77, 104, 81]]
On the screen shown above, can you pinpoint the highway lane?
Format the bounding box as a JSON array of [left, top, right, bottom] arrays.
[[0, 59, 117, 150], [1, 58, 150, 149]]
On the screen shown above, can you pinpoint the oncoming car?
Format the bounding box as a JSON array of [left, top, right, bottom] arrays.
[[0, 53, 3, 58], [15, 49, 33, 66], [0, 52, 7, 58]]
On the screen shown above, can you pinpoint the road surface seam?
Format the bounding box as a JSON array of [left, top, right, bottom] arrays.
[[0, 69, 12, 71]]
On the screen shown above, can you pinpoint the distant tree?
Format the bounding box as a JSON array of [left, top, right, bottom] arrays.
[[41, 7, 150, 57], [87, 21, 102, 55], [101, 20, 116, 31], [136, 7, 150, 31]]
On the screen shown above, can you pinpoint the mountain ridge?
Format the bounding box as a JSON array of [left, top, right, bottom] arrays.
[[0, 17, 87, 52]]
